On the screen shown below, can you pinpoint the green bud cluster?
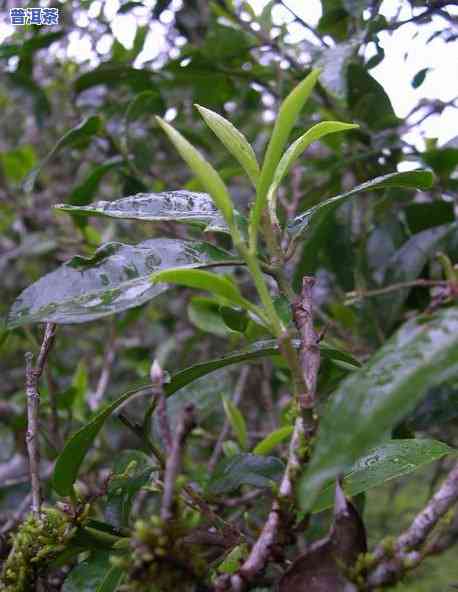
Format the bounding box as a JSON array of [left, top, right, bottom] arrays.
[[114, 513, 207, 591], [0, 508, 76, 592]]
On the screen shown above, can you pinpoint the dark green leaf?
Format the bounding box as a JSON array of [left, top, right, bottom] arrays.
[[105, 450, 156, 528], [299, 306, 458, 511], [406, 378, 458, 429], [347, 63, 399, 130], [316, 42, 356, 98], [63, 551, 114, 592], [8, 238, 233, 327], [74, 65, 157, 94], [220, 306, 249, 333], [412, 67, 430, 89], [125, 89, 165, 121], [310, 439, 455, 513], [288, 170, 434, 243], [375, 223, 457, 329], [69, 157, 125, 207], [24, 116, 103, 192], [53, 386, 153, 496], [207, 454, 284, 494]]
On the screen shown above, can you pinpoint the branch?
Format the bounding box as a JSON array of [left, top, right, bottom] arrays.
[[345, 279, 450, 304], [160, 403, 196, 522], [24, 322, 56, 517], [368, 461, 458, 587], [151, 360, 173, 452]]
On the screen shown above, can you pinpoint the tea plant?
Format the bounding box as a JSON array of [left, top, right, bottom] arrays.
[[2, 70, 458, 592]]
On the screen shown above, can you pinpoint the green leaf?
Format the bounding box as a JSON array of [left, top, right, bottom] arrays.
[[74, 65, 158, 95], [217, 544, 249, 574], [412, 67, 430, 89], [253, 426, 294, 455], [374, 223, 457, 329], [288, 170, 435, 243], [7, 239, 233, 328], [311, 439, 455, 513], [407, 377, 458, 429], [207, 454, 284, 494], [105, 450, 156, 528], [53, 386, 153, 497], [267, 121, 358, 213], [63, 551, 116, 592], [156, 117, 234, 227], [316, 42, 356, 99], [220, 306, 249, 333], [250, 69, 321, 244], [223, 397, 248, 450], [195, 104, 260, 186], [96, 566, 124, 592], [69, 157, 124, 207], [151, 268, 253, 312], [347, 63, 399, 130], [298, 306, 458, 511], [24, 116, 103, 192], [56, 191, 220, 228], [188, 297, 232, 337], [165, 339, 360, 397]]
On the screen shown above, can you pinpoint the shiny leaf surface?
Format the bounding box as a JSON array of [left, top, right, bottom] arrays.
[[55, 191, 220, 227], [311, 439, 455, 513], [299, 306, 458, 511], [207, 453, 284, 494], [8, 239, 233, 327]]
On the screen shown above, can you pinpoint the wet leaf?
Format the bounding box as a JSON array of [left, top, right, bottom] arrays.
[[250, 69, 321, 240], [253, 425, 294, 455], [156, 117, 235, 227], [311, 439, 455, 513], [288, 170, 434, 243], [8, 238, 233, 327], [24, 116, 103, 192], [196, 105, 260, 186], [299, 306, 458, 511], [207, 453, 284, 494], [56, 191, 220, 227]]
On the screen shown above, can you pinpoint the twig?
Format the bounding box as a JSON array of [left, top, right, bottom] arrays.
[[368, 461, 458, 587], [151, 360, 173, 453], [278, 0, 329, 47], [89, 325, 117, 410], [160, 403, 195, 522], [345, 279, 450, 304], [24, 323, 56, 517], [208, 367, 250, 473], [293, 277, 320, 416]]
